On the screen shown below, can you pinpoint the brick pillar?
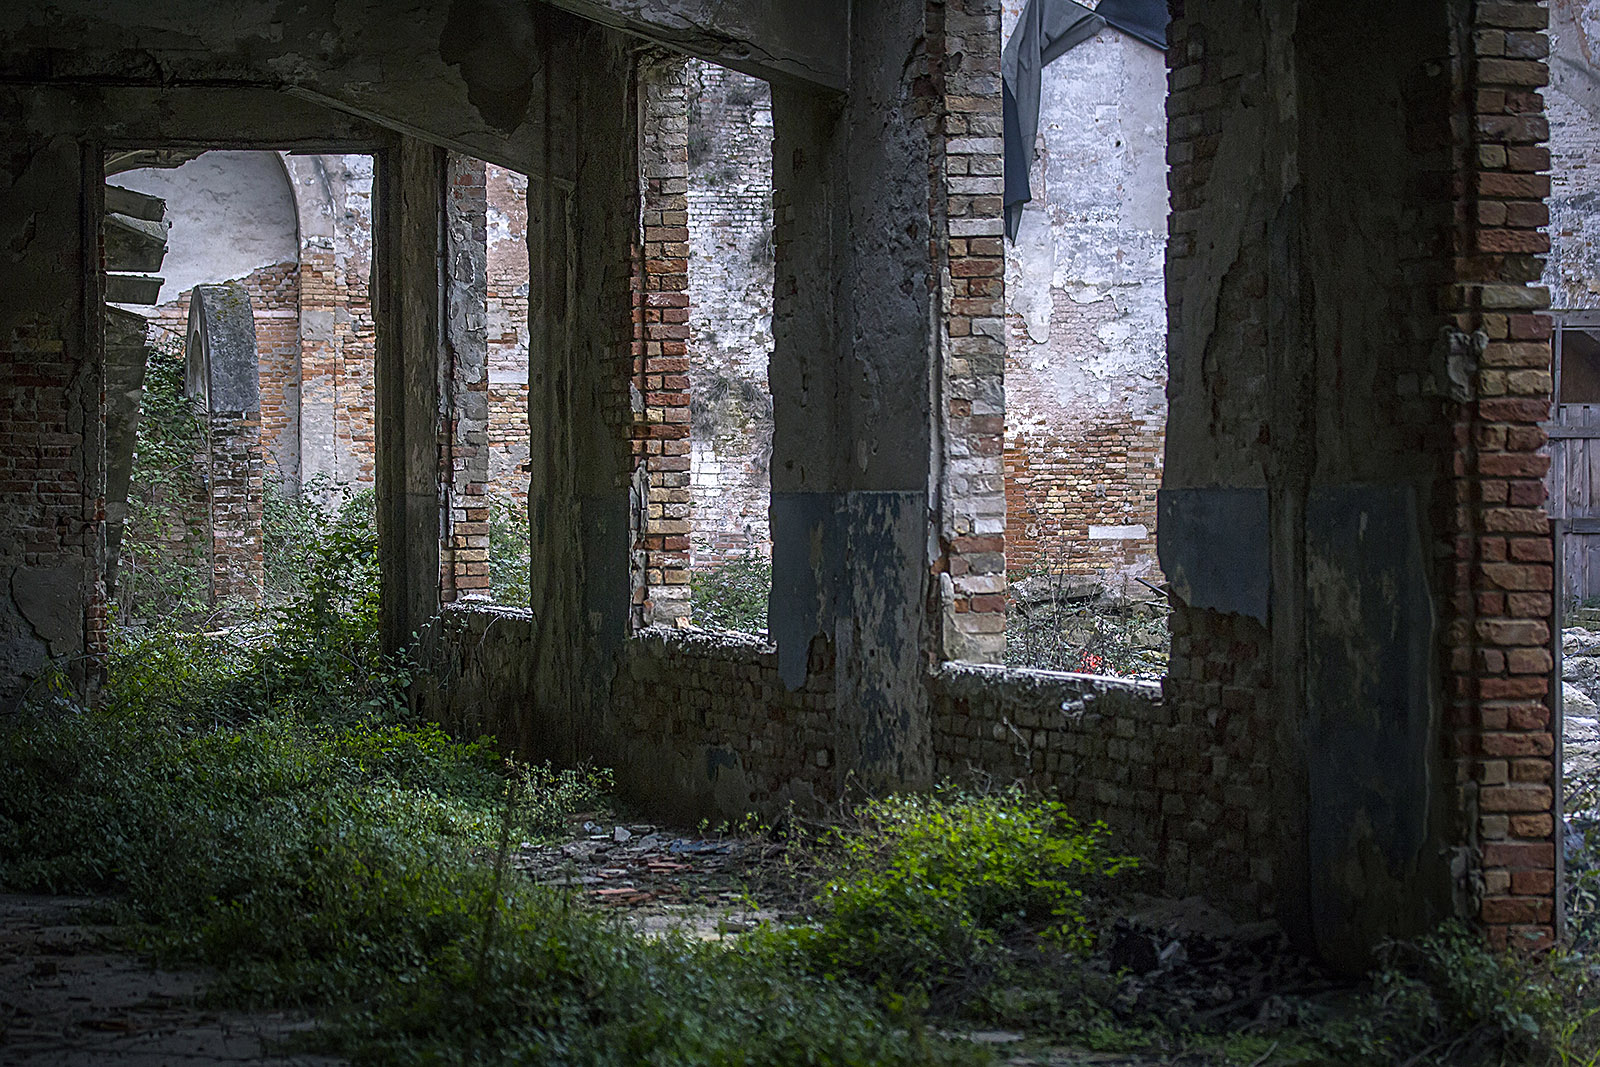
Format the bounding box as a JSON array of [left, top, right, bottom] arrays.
[[205, 411, 265, 600], [441, 153, 492, 602], [934, 0, 1008, 663], [632, 53, 693, 628], [185, 284, 265, 604], [1447, 0, 1560, 950]]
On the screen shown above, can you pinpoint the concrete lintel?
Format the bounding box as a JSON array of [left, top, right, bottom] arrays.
[[542, 0, 847, 92]]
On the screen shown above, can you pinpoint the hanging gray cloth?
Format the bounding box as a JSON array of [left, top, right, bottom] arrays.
[[1096, 0, 1170, 50], [1002, 0, 1170, 241]]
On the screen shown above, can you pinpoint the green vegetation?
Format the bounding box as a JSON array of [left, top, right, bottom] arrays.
[[1315, 923, 1598, 1067], [2, 521, 981, 1066], [488, 495, 531, 606], [691, 554, 770, 633], [775, 786, 1136, 1031], [1569, 762, 1600, 956], [24, 408, 1600, 1065], [116, 338, 209, 625]]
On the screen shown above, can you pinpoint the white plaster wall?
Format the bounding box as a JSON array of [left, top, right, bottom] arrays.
[[1547, 0, 1600, 311], [1000, 2, 1169, 583], [1001, 8, 1168, 423], [686, 60, 775, 566], [115, 150, 297, 303]]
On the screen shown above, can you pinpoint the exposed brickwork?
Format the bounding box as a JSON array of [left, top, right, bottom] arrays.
[[204, 410, 265, 600], [1004, 417, 1162, 580], [935, 0, 1009, 662], [1447, 0, 1560, 950], [485, 164, 530, 507], [416, 606, 837, 819], [631, 54, 694, 627], [929, 662, 1270, 902], [440, 154, 491, 602], [611, 629, 837, 806], [685, 60, 774, 570]]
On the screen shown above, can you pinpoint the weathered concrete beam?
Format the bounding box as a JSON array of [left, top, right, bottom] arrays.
[[0, 3, 619, 180], [540, 0, 846, 91]]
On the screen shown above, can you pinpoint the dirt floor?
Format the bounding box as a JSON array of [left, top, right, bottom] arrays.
[[0, 895, 341, 1066]]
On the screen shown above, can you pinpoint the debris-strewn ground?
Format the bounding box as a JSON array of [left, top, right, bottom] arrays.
[[510, 814, 1338, 1065], [0, 895, 340, 1066], [1005, 575, 1169, 679], [510, 819, 796, 938]]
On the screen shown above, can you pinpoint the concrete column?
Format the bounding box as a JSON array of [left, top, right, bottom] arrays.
[[375, 137, 444, 655], [768, 1, 951, 795]]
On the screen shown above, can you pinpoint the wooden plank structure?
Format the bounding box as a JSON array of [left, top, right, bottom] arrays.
[[1545, 312, 1600, 607]]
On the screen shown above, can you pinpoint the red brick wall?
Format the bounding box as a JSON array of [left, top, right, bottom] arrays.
[[935, 0, 1009, 663], [486, 164, 530, 507], [631, 54, 694, 627], [1003, 417, 1162, 581], [1447, 0, 1560, 950]]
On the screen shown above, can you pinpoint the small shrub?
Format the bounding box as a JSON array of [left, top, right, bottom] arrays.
[[1315, 921, 1600, 1066], [488, 495, 530, 606], [779, 785, 1135, 1018], [692, 555, 770, 633]]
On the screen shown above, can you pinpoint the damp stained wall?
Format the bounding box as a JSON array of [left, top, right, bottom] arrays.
[[113, 152, 297, 306], [685, 59, 775, 569], [1001, 6, 1168, 584]]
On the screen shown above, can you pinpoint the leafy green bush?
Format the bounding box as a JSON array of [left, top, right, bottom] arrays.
[[691, 555, 770, 633], [488, 495, 530, 606], [3, 532, 984, 1066], [778, 785, 1134, 1019], [117, 338, 210, 626], [1315, 921, 1599, 1067], [0, 677, 979, 1065]]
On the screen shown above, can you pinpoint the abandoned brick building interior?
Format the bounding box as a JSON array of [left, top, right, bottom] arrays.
[[3, 0, 1600, 1025]]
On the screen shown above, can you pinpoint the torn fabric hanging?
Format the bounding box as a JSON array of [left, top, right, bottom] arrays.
[[1002, 0, 1170, 242]]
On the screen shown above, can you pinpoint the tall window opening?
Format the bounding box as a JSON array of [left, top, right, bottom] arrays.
[[106, 149, 379, 630], [683, 59, 775, 636], [998, 7, 1169, 678]]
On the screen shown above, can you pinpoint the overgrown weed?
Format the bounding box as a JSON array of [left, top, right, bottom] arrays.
[[1, 520, 981, 1065], [691, 554, 771, 633], [764, 784, 1137, 1032], [1310, 922, 1599, 1067]]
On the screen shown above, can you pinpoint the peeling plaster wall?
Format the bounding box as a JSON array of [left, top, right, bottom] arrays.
[[0, 133, 101, 709], [1547, 0, 1600, 311], [999, 8, 1168, 584], [686, 60, 775, 568], [486, 164, 531, 506], [113, 153, 297, 306], [283, 153, 376, 500]]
